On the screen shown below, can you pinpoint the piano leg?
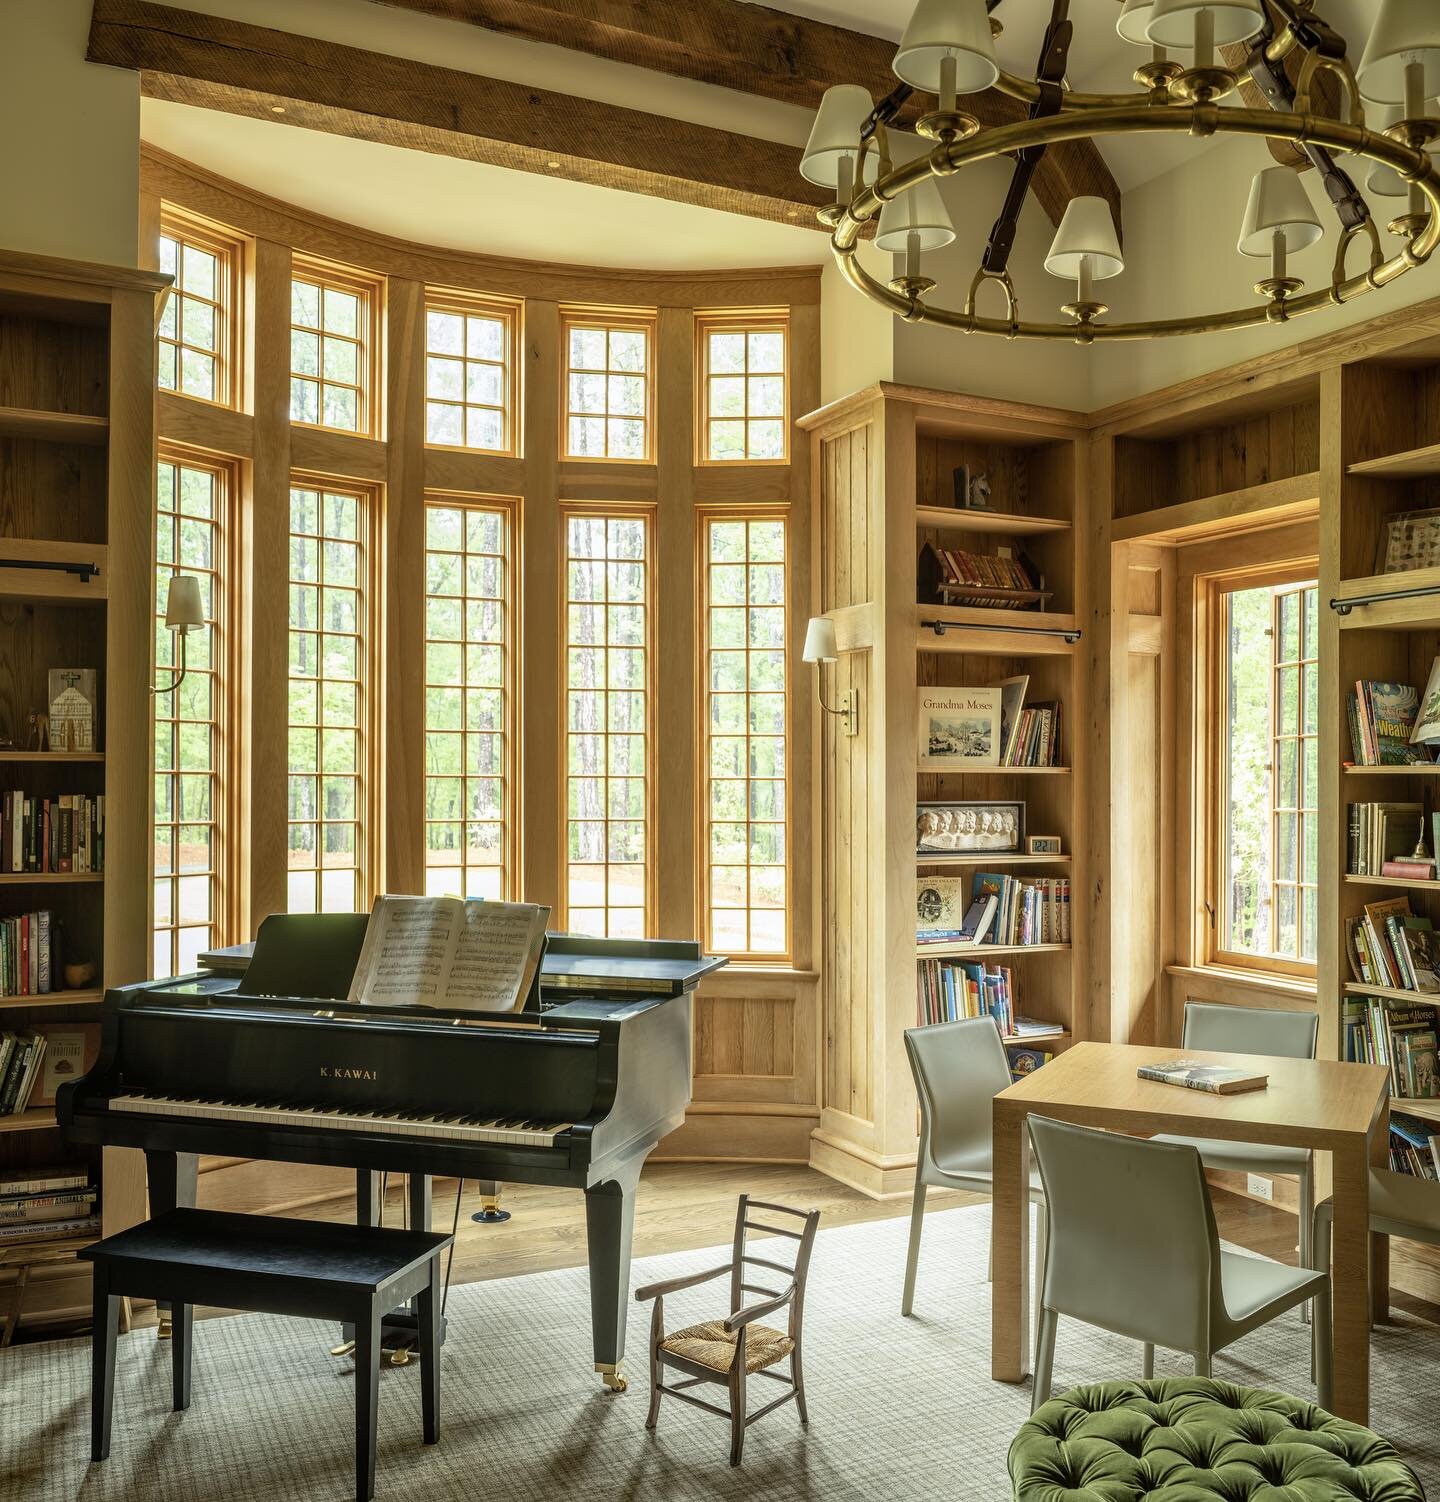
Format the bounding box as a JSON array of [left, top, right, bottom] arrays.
[[470, 1179, 511, 1224], [145, 1150, 197, 1340], [584, 1162, 642, 1392]]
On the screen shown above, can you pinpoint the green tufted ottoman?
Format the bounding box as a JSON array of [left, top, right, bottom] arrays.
[[1008, 1378, 1425, 1501]]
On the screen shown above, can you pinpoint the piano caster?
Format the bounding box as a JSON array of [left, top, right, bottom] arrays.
[[597, 1364, 627, 1393], [470, 1189, 510, 1225], [157, 1314, 173, 1341]]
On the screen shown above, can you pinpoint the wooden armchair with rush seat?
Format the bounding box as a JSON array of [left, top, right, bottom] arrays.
[[634, 1196, 820, 1466]]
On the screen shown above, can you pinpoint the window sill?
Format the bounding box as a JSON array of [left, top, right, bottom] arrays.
[[1164, 963, 1318, 1002]]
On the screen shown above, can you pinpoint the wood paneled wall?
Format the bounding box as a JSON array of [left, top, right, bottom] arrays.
[[141, 150, 823, 1167]]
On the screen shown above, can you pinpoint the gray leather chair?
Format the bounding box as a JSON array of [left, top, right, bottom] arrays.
[[902, 1017, 1046, 1318], [1152, 1001, 1319, 1315], [1027, 1115, 1332, 1412]]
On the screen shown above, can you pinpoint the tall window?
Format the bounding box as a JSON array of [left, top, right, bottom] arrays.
[[702, 515, 788, 957], [697, 314, 788, 463], [288, 482, 369, 913], [157, 213, 239, 406], [424, 497, 514, 899], [153, 454, 228, 975], [423, 294, 518, 454], [564, 511, 651, 937], [290, 258, 378, 435], [1214, 574, 1319, 970], [561, 309, 653, 461]]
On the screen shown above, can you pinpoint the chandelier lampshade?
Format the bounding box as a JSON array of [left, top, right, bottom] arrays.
[[800, 85, 878, 189], [1044, 197, 1125, 281], [1357, 0, 1440, 104], [1116, 0, 1158, 46], [1236, 168, 1323, 257], [893, 0, 999, 96], [876, 179, 956, 253], [1146, 0, 1265, 50]]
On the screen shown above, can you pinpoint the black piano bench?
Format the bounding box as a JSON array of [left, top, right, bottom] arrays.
[[79, 1208, 453, 1502]]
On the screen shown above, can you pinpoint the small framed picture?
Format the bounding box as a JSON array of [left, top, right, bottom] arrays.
[[1026, 835, 1062, 855], [916, 800, 1025, 855]]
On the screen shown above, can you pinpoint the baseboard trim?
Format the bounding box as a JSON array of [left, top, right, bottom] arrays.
[[653, 1109, 818, 1162], [808, 1133, 917, 1200]]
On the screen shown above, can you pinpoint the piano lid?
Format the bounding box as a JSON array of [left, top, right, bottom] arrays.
[[199, 918, 725, 997]]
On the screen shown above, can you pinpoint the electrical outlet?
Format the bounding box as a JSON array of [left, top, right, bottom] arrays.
[[1247, 1174, 1273, 1201]]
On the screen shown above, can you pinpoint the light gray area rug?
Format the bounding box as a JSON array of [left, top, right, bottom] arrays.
[[1, 1204, 1435, 1502]]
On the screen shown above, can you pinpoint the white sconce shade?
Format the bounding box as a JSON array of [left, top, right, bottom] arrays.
[[893, 0, 1000, 96], [876, 180, 957, 253], [1044, 197, 1125, 280], [1236, 167, 1323, 256], [1146, 0, 1265, 49], [164, 574, 204, 634], [802, 616, 838, 664], [800, 85, 879, 189], [1358, 0, 1440, 103], [1116, 0, 1158, 46]]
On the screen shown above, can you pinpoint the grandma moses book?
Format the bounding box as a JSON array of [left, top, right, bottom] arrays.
[[1136, 1059, 1269, 1095]]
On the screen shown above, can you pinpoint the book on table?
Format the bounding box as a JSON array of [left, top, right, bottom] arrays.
[[1136, 1059, 1269, 1095]]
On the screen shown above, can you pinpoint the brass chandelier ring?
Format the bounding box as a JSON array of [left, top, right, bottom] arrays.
[[831, 103, 1440, 342]]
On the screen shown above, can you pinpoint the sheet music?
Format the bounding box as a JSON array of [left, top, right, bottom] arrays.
[[447, 902, 547, 1013], [347, 895, 549, 1011]]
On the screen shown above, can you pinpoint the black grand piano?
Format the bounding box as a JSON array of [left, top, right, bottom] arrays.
[[58, 913, 723, 1390]]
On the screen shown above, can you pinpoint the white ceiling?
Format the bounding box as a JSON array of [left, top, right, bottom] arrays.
[[138, 0, 1387, 268]]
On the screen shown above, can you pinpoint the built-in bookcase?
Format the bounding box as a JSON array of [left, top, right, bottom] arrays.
[[0, 250, 166, 1334], [797, 383, 1086, 1196]]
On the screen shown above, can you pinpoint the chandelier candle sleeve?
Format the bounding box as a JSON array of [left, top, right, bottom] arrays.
[[1358, 0, 1440, 104], [800, 85, 877, 202], [1237, 167, 1322, 285], [892, 0, 999, 104], [1146, 0, 1265, 58]]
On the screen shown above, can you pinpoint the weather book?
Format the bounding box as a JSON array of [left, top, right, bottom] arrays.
[[1135, 1059, 1269, 1095]]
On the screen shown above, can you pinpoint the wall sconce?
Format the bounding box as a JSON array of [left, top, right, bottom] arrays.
[[153, 574, 204, 694], [802, 615, 858, 737]]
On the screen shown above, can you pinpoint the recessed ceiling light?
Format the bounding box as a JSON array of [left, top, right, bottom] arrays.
[[270, 105, 286, 114], [546, 160, 561, 169]]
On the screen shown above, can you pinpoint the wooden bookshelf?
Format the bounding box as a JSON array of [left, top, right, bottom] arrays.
[[1343, 874, 1440, 890], [1346, 441, 1440, 479], [797, 383, 1087, 1192], [0, 248, 167, 1337]]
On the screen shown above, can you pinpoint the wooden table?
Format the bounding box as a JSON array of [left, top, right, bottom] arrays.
[[991, 1041, 1390, 1424]]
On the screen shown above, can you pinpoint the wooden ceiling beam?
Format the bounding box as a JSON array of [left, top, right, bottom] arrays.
[[369, 0, 1122, 228], [87, 0, 836, 231]]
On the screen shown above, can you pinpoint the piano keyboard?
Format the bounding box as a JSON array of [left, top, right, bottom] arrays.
[[107, 1093, 571, 1148]]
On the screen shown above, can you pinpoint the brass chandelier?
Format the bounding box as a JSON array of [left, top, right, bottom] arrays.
[[800, 0, 1440, 342]]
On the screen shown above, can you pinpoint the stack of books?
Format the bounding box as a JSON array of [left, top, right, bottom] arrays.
[[1344, 898, 1440, 991], [917, 956, 1018, 1031], [933, 546, 1035, 594], [0, 791, 105, 873], [1388, 1113, 1440, 1180], [1347, 803, 1424, 878], [1342, 996, 1439, 1098], [1000, 701, 1063, 767], [1347, 679, 1427, 765], [973, 873, 1070, 947], [1, 909, 60, 997], [0, 1165, 98, 1246], [0, 1032, 48, 1116]]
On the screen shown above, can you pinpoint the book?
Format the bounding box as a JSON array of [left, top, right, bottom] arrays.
[[30, 1023, 99, 1107], [1136, 1059, 1269, 1094], [1412, 655, 1440, 747], [0, 1189, 96, 1224], [1007, 1047, 1052, 1080], [346, 895, 550, 1012], [0, 1164, 88, 1197], [996, 675, 1029, 765], [0, 1213, 100, 1244], [915, 876, 967, 936], [917, 688, 1002, 769], [1350, 680, 1425, 765]]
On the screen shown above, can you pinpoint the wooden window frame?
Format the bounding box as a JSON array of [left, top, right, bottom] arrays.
[[422, 289, 522, 458], [422, 490, 520, 900], [152, 444, 242, 975], [285, 471, 383, 915], [289, 254, 385, 440], [157, 205, 247, 410], [697, 505, 792, 962], [560, 502, 656, 937], [559, 305, 657, 464], [694, 310, 790, 468], [1201, 560, 1320, 979]]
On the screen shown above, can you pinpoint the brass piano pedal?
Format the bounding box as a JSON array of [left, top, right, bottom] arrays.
[[330, 1339, 357, 1359], [156, 1315, 173, 1341], [384, 1346, 412, 1368]]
